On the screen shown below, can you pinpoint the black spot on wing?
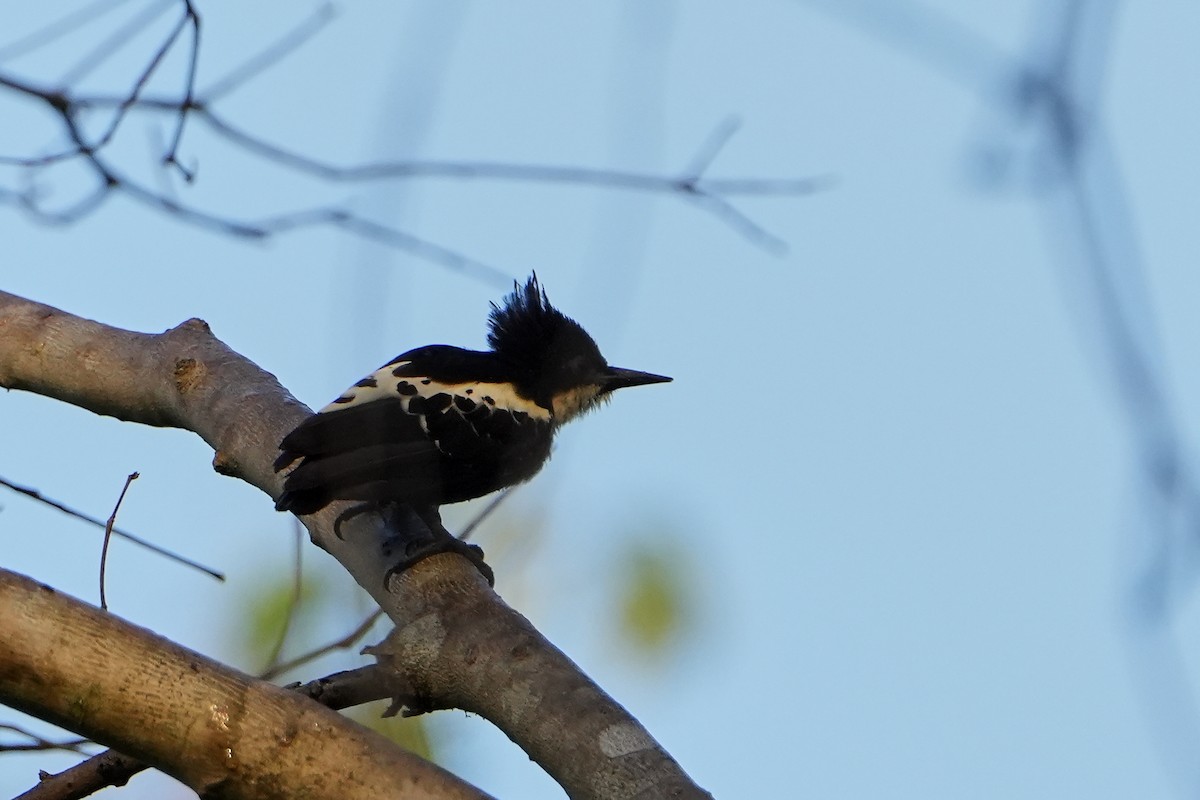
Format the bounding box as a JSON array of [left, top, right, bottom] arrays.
[[331, 395, 354, 405], [396, 381, 417, 396], [463, 404, 491, 425], [355, 377, 378, 388], [454, 395, 475, 413], [426, 392, 453, 412], [390, 359, 430, 377]]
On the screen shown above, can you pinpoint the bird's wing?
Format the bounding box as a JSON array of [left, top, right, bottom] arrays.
[[274, 358, 550, 513], [277, 358, 549, 463]]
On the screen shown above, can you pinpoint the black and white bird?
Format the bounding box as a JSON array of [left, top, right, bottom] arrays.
[[274, 275, 670, 580]]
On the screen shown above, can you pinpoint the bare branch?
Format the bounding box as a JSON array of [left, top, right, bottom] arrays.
[[13, 667, 401, 800], [0, 474, 223, 580], [260, 609, 385, 682], [0, 579, 478, 800], [0, 0, 135, 64], [681, 115, 743, 181], [252, 207, 513, 286], [193, 104, 827, 197], [680, 190, 790, 256], [0, 724, 90, 755], [160, 1, 200, 179], [58, 1, 172, 87], [1, 4, 824, 268], [13, 750, 137, 800], [200, 3, 337, 102]]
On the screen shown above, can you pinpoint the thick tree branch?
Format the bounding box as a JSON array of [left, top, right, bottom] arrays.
[[0, 291, 711, 799], [0, 569, 486, 800], [16, 666, 406, 800]]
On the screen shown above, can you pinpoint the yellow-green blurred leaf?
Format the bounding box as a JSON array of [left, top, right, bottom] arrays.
[[241, 570, 331, 668], [614, 540, 691, 659]]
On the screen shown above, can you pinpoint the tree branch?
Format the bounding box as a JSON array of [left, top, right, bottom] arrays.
[[16, 666, 406, 800], [0, 290, 711, 799], [0, 569, 486, 800]]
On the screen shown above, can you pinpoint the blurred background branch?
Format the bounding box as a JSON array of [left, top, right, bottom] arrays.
[[803, 1, 1200, 793], [0, 0, 825, 283]]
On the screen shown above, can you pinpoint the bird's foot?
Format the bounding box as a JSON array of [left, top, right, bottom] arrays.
[[384, 531, 495, 588], [333, 502, 494, 586]]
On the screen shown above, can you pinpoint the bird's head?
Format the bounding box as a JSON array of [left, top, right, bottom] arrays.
[[488, 275, 671, 422]]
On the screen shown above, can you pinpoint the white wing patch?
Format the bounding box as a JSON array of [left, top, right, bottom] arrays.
[[318, 362, 412, 412], [319, 361, 551, 420]]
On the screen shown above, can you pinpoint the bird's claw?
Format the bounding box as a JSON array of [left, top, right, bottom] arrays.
[[332, 503, 377, 539], [384, 533, 495, 587]]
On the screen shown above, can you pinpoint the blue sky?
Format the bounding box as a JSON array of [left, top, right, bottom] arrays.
[[4, 2, 1200, 797]]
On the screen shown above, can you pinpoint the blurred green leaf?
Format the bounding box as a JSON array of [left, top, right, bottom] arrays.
[[241, 570, 331, 670], [614, 538, 692, 660]]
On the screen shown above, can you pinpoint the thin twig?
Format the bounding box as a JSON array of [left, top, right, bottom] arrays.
[[681, 191, 791, 255], [161, 0, 200, 180], [99, 472, 139, 611], [0, 0, 134, 64], [201, 3, 336, 102], [259, 609, 385, 681], [681, 115, 743, 181], [297, 208, 513, 286], [0, 723, 90, 754], [262, 519, 306, 674], [0, 474, 224, 580], [193, 106, 830, 197], [457, 488, 514, 543], [58, 0, 173, 86]]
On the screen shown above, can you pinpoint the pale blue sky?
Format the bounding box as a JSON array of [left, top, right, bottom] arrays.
[[4, 2, 1200, 797]]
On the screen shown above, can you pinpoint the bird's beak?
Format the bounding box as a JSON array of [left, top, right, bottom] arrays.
[[601, 366, 673, 392]]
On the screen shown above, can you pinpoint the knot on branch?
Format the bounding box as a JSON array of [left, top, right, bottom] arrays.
[[211, 449, 238, 476], [176, 317, 212, 335], [173, 357, 204, 395], [359, 640, 443, 718], [43, 90, 71, 114]]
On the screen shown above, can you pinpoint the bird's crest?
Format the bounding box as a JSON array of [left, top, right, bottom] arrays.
[[487, 274, 601, 372]]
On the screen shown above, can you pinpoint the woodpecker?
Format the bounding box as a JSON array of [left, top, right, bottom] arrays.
[[274, 275, 671, 582]]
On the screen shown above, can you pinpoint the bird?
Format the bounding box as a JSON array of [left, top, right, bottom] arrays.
[[273, 274, 671, 583]]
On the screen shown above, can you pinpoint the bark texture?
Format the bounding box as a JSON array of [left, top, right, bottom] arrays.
[[0, 291, 711, 800]]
